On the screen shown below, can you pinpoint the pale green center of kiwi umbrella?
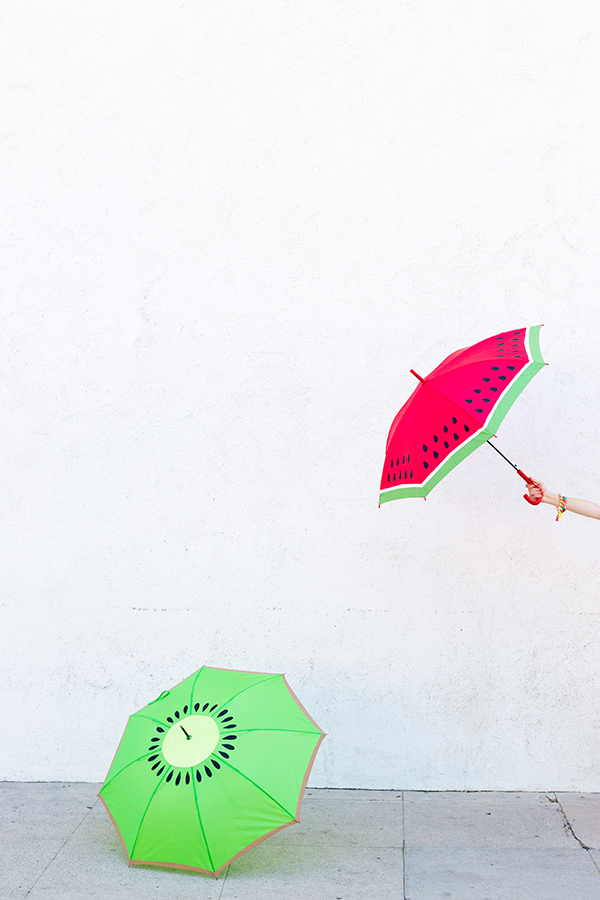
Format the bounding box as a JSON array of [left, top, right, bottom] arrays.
[[162, 715, 220, 767]]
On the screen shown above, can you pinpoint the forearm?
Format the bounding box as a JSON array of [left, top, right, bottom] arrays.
[[541, 490, 600, 520]]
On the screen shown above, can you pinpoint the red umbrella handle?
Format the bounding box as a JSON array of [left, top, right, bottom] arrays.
[[517, 470, 543, 505]]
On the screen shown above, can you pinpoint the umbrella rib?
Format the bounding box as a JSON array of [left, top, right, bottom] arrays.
[[192, 764, 215, 873], [190, 674, 279, 717], [129, 768, 170, 861], [101, 752, 156, 791], [216, 758, 297, 819]]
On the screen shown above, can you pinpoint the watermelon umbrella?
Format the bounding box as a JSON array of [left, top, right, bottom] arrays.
[[99, 666, 325, 877], [379, 325, 546, 505]]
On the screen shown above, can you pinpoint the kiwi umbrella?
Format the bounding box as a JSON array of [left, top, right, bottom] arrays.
[[99, 666, 325, 877], [379, 325, 546, 505]]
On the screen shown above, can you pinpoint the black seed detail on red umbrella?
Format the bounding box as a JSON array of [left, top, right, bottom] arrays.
[[507, 365, 516, 370], [475, 409, 483, 413], [175, 773, 181, 786], [387, 474, 390, 483], [402, 455, 406, 464], [205, 765, 213, 778], [396, 458, 400, 466], [405, 470, 408, 479], [464, 425, 470, 432], [196, 770, 202, 783], [474, 389, 481, 394], [490, 387, 498, 392], [398, 472, 402, 480], [166, 770, 173, 782], [454, 433, 459, 440], [423, 461, 429, 469], [393, 473, 396, 481], [410, 470, 413, 478], [466, 399, 473, 403], [434, 435, 438, 442], [492, 366, 499, 371], [390, 459, 394, 467], [498, 376, 507, 380], [443, 425, 448, 433], [452, 417, 457, 424], [194, 703, 200, 712], [444, 441, 449, 448], [483, 398, 490, 402], [423, 444, 428, 452], [483, 377, 490, 382], [433, 451, 439, 459], [186, 773, 190, 785]]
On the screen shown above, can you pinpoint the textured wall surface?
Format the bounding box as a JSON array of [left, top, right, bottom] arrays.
[[2, 1, 600, 789]]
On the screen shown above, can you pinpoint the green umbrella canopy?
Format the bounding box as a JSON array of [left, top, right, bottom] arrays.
[[99, 666, 325, 877]]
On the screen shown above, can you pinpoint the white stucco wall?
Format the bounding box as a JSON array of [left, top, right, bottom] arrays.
[[2, 1, 600, 789]]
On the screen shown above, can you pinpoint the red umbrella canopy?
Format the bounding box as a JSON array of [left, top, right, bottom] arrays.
[[379, 325, 545, 504]]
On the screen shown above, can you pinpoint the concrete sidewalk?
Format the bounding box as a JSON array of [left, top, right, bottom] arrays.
[[1, 784, 600, 900]]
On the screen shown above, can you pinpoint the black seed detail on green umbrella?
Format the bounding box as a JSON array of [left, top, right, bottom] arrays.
[[186, 772, 190, 785], [148, 755, 159, 762], [156, 727, 165, 733], [219, 751, 230, 759], [210, 705, 218, 713], [194, 703, 200, 712], [152, 761, 161, 771], [166, 770, 173, 783], [157, 767, 165, 777], [224, 724, 237, 730], [226, 735, 237, 740], [222, 716, 234, 723], [444, 441, 449, 448], [167, 717, 173, 723], [203, 703, 209, 712], [196, 770, 202, 783], [151, 737, 159, 742], [423, 461, 429, 469], [174, 711, 180, 719], [211, 759, 221, 770], [205, 765, 213, 777], [183, 706, 188, 715], [217, 709, 229, 718], [464, 425, 469, 432], [175, 773, 181, 786], [223, 743, 236, 750]]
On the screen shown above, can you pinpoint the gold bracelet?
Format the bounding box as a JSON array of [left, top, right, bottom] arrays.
[[556, 495, 567, 521]]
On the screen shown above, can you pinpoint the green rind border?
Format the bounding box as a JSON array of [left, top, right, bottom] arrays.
[[379, 325, 545, 504]]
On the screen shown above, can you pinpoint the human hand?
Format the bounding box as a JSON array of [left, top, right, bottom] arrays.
[[526, 479, 546, 503]]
